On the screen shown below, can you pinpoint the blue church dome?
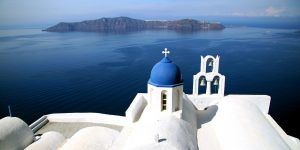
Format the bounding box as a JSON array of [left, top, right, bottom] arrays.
[[148, 57, 183, 87]]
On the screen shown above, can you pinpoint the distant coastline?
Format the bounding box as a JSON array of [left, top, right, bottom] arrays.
[[43, 17, 225, 32]]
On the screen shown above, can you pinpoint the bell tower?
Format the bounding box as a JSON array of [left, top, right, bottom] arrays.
[[147, 48, 183, 114], [193, 55, 225, 96]]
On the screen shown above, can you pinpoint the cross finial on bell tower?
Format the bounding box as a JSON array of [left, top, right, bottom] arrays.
[[162, 48, 170, 57]]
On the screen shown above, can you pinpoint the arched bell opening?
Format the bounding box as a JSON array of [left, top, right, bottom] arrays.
[[206, 58, 214, 73], [198, 76, 207, 95], [211, 76, 220, 94]]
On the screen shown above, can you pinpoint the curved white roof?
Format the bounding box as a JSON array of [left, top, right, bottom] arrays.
[[122, 115, 198, 150], [61, 126, 120, 150], [0, 117, 33, 150], [197, 99, 294, 150]]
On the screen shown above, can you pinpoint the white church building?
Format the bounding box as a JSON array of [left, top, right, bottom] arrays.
[[0, 48, 299, 150]]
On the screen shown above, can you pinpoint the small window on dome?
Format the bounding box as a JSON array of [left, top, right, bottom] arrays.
[[161, 91, 167, 111]]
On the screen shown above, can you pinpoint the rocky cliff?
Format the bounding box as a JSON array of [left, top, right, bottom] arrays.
[[43, 17, 225, 32]]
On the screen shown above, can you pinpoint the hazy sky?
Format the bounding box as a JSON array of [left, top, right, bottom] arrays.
[[0, 0, 299, 25]]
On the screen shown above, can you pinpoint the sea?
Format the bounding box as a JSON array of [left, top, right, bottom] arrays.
[[0, 26, 299, 137]]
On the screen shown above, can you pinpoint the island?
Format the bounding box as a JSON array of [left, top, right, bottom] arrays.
[[43, 17, 225, 32]]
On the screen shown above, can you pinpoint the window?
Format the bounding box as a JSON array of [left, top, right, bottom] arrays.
[[161, 92, 167, 111], [175, 90, 180, 111]]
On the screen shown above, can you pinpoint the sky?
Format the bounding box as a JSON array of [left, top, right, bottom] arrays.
[[0, 0, 300, 26]]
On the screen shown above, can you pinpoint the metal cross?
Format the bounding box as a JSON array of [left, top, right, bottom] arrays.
[[162, 48, 170, 57]]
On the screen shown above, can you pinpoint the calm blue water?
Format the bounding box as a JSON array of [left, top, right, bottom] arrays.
[[0, 27, 299, 136]]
